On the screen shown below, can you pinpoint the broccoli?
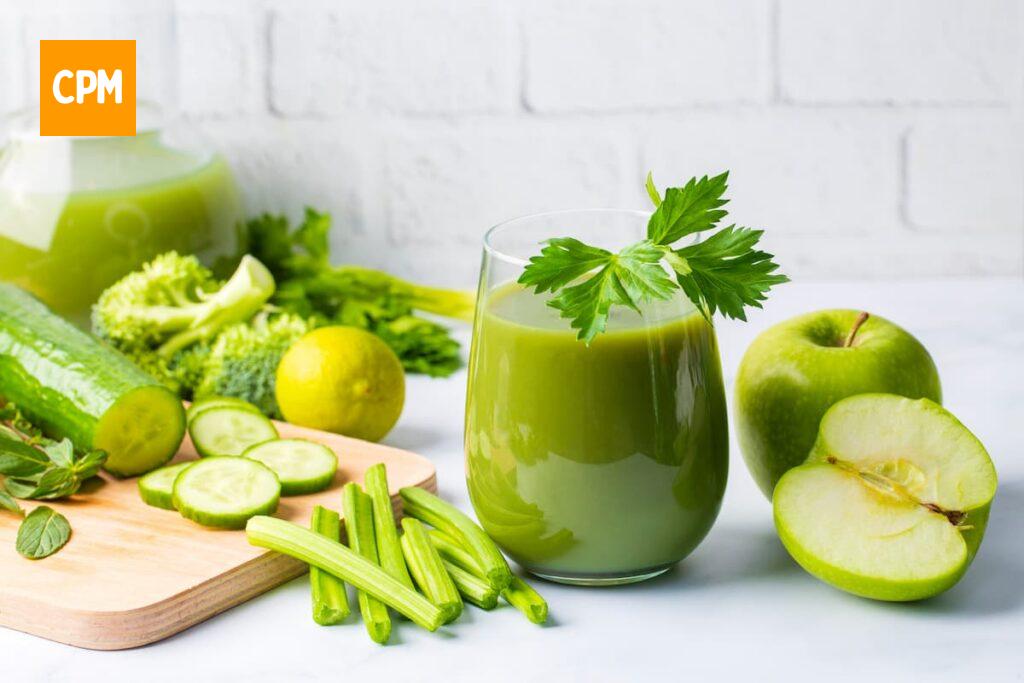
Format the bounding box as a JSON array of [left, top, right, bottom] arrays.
[[192, 313, 312, 417], [92, 252, 276, 358]]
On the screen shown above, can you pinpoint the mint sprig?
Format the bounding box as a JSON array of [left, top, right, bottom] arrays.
[[518, 172, 788, 343]]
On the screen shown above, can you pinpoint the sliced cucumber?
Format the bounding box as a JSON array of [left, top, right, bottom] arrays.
[[172, 457, 280, 529], [242, 439, 338, 496], [137, 461, 193, 510], [189, 406, 278, 458], [186, 397, 261, 425]]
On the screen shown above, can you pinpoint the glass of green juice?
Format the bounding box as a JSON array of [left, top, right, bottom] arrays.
[[0, 106, 243, 326], [465, 210, 729, 585]]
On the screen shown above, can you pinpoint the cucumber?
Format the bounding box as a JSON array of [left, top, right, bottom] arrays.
[[189, 406, 278, 457], [186, 397, 261, 425], [242, 439, 337, 496], [172, 457, 280, 528], [137, 461, 193, 510], [0, 284, 185, 477]]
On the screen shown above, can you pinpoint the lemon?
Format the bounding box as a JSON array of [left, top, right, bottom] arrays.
[[275, 326, 405, 442]]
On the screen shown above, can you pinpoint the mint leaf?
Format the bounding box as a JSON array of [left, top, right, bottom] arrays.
[[670, 226, 789, 321], [0, 432, 49, 478], [16, 505, 71, 559], [543, 240, 676, 344], [0, 488, 22, 517], [42, 438, 74, 469], [645, 172, 662, 207], [646, 172, 730, 245]]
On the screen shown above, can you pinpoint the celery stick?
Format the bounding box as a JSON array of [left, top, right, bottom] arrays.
[[310, 505, 350, 625], [443, 559, 498, 610], [502, 576, 549, 625], [342, 482, 392, 643], [400, 486, 512, 591], [246, 516, 444, 632], [364, 464, 414, 590], [429, 529, 482, 574], [431, 529, 547, 624], [400, 518, 463, 623]]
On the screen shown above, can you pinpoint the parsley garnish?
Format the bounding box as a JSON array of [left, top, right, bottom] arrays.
[[518, 172, 788, 343]]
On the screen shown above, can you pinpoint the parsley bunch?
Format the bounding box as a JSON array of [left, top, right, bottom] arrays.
[[519, 172, 788, 344]]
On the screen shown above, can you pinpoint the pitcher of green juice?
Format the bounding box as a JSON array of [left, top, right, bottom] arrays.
[[0, 107, 243, 325], [465, 209, 729, 585]]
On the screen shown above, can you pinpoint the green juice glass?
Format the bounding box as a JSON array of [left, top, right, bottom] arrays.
[[0, 107, 243, 326], [465, 210, 729, 586]]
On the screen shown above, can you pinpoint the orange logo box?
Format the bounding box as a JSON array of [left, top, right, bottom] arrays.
[[39, 39, 136, 136]]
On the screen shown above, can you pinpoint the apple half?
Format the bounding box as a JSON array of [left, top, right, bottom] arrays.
[[773, 394, 997, 601]]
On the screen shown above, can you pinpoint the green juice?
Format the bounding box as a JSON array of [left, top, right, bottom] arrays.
[[465, 284, 729, 582], [0, 133, 242, 325]]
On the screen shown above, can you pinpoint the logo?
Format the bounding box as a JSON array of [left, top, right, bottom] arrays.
[[39, 40, 136, 136]]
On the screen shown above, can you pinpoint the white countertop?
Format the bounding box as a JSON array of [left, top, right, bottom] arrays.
[[4, 278, 1023, 682]]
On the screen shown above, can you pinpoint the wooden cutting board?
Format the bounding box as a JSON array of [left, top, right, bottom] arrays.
[[0, 419, 436, 651]]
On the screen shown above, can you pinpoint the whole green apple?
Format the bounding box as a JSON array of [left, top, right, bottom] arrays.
[[735, 309, 941, 498]]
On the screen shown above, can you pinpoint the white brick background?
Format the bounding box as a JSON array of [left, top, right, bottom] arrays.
[[2, 0, 1022, 286]]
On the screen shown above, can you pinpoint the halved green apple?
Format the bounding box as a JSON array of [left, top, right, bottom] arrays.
[[773, 394, 997, 601]]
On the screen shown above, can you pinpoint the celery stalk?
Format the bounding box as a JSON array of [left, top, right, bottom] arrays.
[[342, 483, 393, 643], [443, 559, 498, 609], [428, 529, 481, 574], [364, 464, 415, 590], [246, 516, 444, 632], [502, 576, 549, 625], [430, 529, 548, 624], [400, 518, 463, 623], [399, 486, 512, 591], [310, 505, 350, 625]]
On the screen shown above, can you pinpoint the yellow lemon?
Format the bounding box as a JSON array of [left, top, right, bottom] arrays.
[[276, 326, 405, 442]]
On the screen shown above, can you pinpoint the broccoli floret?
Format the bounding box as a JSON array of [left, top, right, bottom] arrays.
[[92, 252, 276, 358], [193, 313, 312, 417]]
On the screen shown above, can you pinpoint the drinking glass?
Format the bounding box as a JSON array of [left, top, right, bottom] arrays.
[[465, 210, 729, 586]]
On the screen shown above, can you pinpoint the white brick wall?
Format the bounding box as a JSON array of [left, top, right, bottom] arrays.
[[2, 0, 1022, 284]]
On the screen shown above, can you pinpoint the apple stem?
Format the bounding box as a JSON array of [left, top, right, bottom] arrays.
[[843, 312, 870, 347]]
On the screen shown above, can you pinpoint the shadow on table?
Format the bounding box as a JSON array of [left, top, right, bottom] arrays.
[[625, 523, 798, 593], [383, 424, 447, 451], [902, 478, 1024, 617]]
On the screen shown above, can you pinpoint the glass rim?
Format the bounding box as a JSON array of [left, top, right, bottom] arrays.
[[483, 207, 652, 267]]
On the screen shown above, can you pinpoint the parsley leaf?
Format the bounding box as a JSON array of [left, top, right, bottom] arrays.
[[543, 240, 677, 343], [646, 172, 730, 245], [671, 226, 789, 321], [518, 172, 788, 343]]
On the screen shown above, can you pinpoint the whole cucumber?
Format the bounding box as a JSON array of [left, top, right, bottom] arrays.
[[0, 284, 185, 476]]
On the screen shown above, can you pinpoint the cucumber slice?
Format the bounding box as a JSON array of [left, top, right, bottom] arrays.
[[173, 457, 280, 529], [189, 406, 278, 458], [137, 461, 193, 510], [242, 439, 337, 496], [186, 397, 261, 425]]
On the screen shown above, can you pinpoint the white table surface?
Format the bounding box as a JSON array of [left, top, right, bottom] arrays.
[[4, 278, 1023, 682]]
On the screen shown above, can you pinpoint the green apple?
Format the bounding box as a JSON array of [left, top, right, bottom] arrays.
[[736, 309, 941, 498], [773, 394, 996, 601]]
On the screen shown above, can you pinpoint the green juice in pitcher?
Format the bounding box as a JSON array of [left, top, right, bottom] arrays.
[[0, 130, 242, 325], [465, 283, 729, 584]]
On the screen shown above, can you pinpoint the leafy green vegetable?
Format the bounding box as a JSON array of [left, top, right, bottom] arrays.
[[15, 505, 71, 559], [243, 209, 472, 376], [92, 252, 276, 359], [519, 172, 789, 343], [0, 402, 107, 501], [0, 489, 22, 516]]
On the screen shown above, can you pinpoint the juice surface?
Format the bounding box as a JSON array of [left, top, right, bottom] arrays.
[[0, 134, 242, 325], [465, 284, 729, 579]]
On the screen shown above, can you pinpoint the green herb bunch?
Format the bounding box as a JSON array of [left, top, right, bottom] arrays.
[[519, 172, 789, 344], [0, 401, 100, 558]]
